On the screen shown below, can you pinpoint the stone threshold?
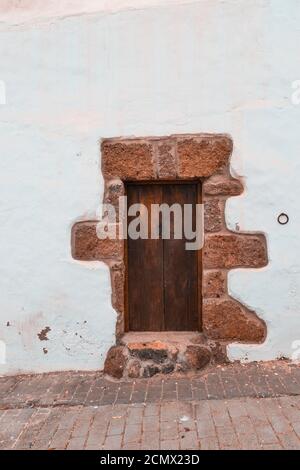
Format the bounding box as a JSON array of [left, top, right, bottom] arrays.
[[104, 331, 227, 379]]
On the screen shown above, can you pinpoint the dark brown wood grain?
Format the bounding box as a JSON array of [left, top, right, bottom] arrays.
[[127, 184, 164, 331], [126, 182, 201, 331], [163, 184, 198, 330]]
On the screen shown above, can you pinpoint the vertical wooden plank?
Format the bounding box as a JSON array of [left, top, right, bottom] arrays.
[[127, 184, 164, 331], [163, 184, 199, 331]]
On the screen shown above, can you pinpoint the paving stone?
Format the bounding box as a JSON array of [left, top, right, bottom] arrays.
[[210, 401, 232, 427], [141, 431, 160, 449], [71, 377, 95, 404], [101, 384, 119, 405], [143, 414, 160, 432], [216, 427, 240, 450], [226, 399, 248, 419], [122, 442, 141, 450], [206, 373, 225, 400], [13, 412, 50, 449], [107, 417, 126, 436], [131, 381, 148, 403], [234, 369, 257, 398], [67, 436, 86, 450], [160, 420, 179, 441], [146, 383, 162, 403], [196, 416, 216, 439], [160, 402, 178, 422], [72, 408, 95, 438], [265, 373, 288, 397], [278, 432, 300, 450], [85, 377, 105, 405], [291, 421, 300, 438], [179, 430, 199, 450], [127, 405, 144, 424], [263, 443, 283, 450], [255, 425, 279, 445], [232, 416, 256, 436], [2, 362, 300, 450], [239, 432, 261, 450], [177, 379, 193, 401], [162, 380, 177, 401], [279, 396, 300, 422], [144, 403, 160, 417], [191, 378, 207, 400], [246, 365, 272, 398], [85, 424, 106, 450], [102, 434, 123, 450], [115, 384, 133, 404], [245, 398, 269, 426], [123, 423, 142, 444], [161, 439, 180, 450], [218, 369, 242, 399], [200, 437, 219, 450]]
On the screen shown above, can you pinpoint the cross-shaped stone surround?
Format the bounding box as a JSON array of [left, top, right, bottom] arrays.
[[71, 134, 268, 371]]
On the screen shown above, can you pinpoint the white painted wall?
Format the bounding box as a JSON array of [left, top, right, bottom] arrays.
[[1, 0, 300, 374]]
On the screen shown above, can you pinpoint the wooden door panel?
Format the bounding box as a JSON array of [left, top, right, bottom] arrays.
[[163, 184, 198, 331], [127, 184, 164, 331], [127, 182, 200, 332]]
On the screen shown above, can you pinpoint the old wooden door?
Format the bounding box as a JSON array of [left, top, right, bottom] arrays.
[[126, 182, 200, 331]]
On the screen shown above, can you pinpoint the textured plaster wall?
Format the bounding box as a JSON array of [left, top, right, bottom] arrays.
[[1, 0, 300, 374]]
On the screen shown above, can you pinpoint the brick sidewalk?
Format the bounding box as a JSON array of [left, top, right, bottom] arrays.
[[1, 361, 300, 450], [2, 396, 300, 450]]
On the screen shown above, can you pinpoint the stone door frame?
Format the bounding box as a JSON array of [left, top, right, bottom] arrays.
[[72, 133, 268, 360]]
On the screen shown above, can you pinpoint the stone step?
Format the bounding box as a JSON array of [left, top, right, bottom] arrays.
[[104, 332, 227, 379]]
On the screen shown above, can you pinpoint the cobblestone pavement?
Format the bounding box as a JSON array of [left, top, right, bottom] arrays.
[[1, 361, 300, 450]]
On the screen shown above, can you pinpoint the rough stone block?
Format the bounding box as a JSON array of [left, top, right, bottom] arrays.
[[203, 175, 243, 196], [102, 141, 155, 180], [127, 341, 177, 363], [204, 199, 223, 232], [203, 234, 268, 269], [203, 299, 265, 342], [177, 135, 233, 178], [203, 270, 226, 298], [103, 346, 127, 379], [72, 221, 123, 261], [110, 263, 125, 313], [157, 140, 177, 179], [184, 345, 211, 370]]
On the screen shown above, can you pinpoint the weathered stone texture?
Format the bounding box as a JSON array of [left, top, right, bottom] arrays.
[[203, 175, 243, 196], [204, 199, 223, 232], [104, 179, 124, 207], [127, 359, 141, 379], [203, 270, 226, 298], [203, 299, 265, 342], [103, 346, 127, 379], [110, 263, 125, 314], [157, 140, 177, 179], [102, 141, 155, 180], [203, 234, 268, 269], [177, 135, 233, 177], [127, 341, 177, 363], [184, 345, 211, 370], [72, 221, 123, 261]]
